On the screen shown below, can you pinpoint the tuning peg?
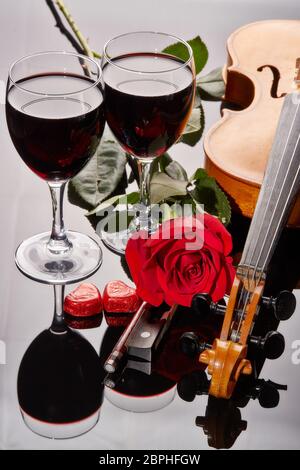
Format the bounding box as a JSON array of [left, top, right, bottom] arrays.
[[249, 331, 285, 359], [180, 332, 211, 358], [250, 379, 287, 408], [192, 293, 226, 319], [177, 371, 210, 402], [261, 290, 296, 321]]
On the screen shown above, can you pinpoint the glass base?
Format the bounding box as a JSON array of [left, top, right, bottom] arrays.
[[21, 408, 100, 439], [99, 212, 159, 255], [105, 385, 176, 413], [15, 230, 102, 285], [100, 224, 131, 255]]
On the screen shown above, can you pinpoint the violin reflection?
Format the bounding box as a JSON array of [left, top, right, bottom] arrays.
[[99, 305, 221, 413], [18, 285, 104, 439], [196, 397, 247, 450], [177, 369, 287, 449]]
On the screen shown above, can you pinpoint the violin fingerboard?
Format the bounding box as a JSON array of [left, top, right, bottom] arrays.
[[240, 92, 300, 275]]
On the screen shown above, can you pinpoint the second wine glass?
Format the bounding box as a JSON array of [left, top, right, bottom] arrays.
[[100, 32, 196, 254]]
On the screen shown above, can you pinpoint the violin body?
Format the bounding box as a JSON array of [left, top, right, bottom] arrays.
[[204, 20, 300, 226]]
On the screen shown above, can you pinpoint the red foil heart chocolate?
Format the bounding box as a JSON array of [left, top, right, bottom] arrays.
[[103, 280, 142, 327], [64, 283, 103, 318], [64, 315, 103, 330]]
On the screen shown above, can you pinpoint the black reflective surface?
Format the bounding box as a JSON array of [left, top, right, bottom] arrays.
[[1, 0, 300, 450]]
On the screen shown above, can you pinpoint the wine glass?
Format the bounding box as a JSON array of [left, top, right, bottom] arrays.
[[99, 32, 196, 254], [6, 51, 105, 284]]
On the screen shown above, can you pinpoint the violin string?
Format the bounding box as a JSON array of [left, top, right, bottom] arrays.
[[237, 125, 300, 340], [232, 271, 249, 337], [242, 99, 299, 270], [233, 99, 300, 336], [233, 105, 299, 339], [251, 118, 300, 279], [261, 158, 300, 273], [245, 159, 300, 335], [233, 99, 300, 341], [236, 121, 300, 341]]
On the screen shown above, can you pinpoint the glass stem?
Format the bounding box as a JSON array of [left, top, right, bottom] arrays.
[[51, 284, 66, 333], [47, 182, 72, 254], [131, 158, 159, 234], [138, 159, 152, 210]]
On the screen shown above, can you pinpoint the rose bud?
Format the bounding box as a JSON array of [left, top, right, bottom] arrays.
[[103, 280, 142, 327], [64, 283, 103, 330]]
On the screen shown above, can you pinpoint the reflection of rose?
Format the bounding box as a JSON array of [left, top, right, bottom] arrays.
[[125, 215, 235, 307]]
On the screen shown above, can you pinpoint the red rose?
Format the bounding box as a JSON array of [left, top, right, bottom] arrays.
[[125, 214, 235, 307]]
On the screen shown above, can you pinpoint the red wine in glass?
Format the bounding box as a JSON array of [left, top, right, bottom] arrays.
[[6, 73, 105, 181], [99, 33, 196, 254], [103, 53, 194, 158]]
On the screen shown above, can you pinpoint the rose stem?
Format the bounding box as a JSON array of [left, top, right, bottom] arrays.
[[45, 0, 84, 54], [55, 0, 94, 58], [46, 0, 101, 59]]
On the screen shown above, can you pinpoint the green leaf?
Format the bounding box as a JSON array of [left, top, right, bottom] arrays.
[[150, 152, 172, 178], [163, 160, 188, 181], [150, 172, 188, 204], [193, 87, 202, 108], [192, 168, 208, 181], [159, 201, 189, 222], [158, 153, 173, 172], [197, 67, 225, 101], [126, 153, 140, 185], [180, 104, 205, 147], [68, 136, 127, 210], [163, 36, 208, 75], [87, 191, 139, 216], [189, 169, 231, 225], [151, 153, 188, 181]]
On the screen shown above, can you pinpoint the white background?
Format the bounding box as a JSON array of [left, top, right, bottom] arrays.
[[0, 0, 300, 450]]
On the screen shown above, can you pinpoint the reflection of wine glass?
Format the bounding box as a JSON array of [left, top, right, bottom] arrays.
[[100, 32, 196, 254], [17, 286, 104, 439], [6, 52, 105, 284]]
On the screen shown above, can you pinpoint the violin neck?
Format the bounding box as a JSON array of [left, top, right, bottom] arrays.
[[239, 91, 300, 280]]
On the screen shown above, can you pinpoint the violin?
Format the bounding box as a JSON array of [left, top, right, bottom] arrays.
[[197, 47, 300, 398], [204, 20, 300, 227]]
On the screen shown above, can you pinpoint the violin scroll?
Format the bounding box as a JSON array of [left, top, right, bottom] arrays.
[[199, 340, 252, 399]]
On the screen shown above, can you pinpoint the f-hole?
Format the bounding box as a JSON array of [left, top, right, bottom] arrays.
[[257, 65, 286, 98]]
